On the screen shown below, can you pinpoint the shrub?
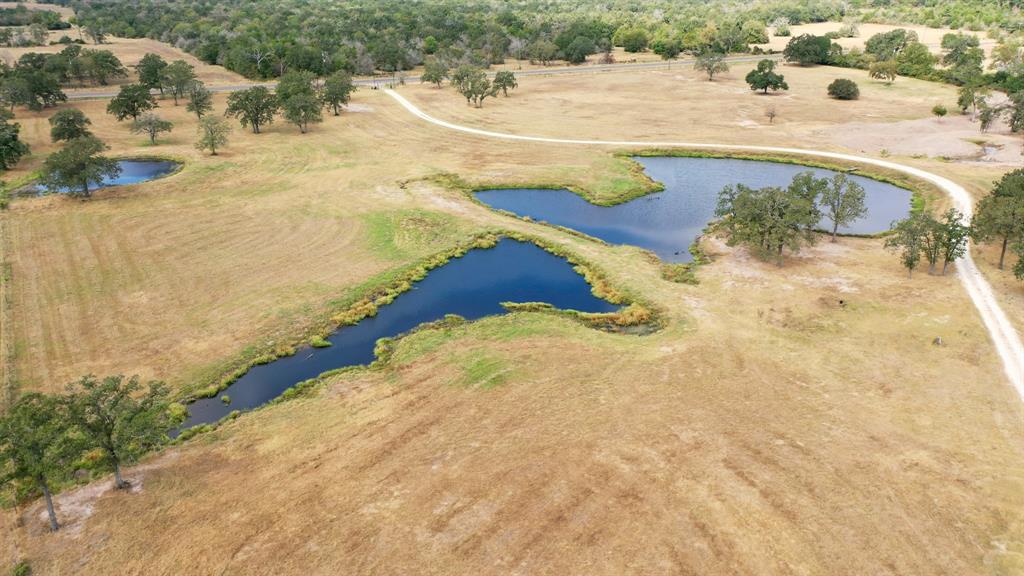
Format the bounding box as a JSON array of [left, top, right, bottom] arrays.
[[220, 394, 231, 404], [309, 335, 332, 348], [932, 104, 948, 118], [828, 78, 860, 100]]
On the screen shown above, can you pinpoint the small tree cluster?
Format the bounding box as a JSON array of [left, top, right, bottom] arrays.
[[0, 375, 173, 532], [885, 209, 970, 277], [277, 70, 323, 133], [973, 168, 1024, 271], [715, 171, 869, 264], [452, 65, 497, 107]]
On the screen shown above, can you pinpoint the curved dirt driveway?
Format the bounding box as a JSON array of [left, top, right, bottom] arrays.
[[385, 88, 1024, 399]]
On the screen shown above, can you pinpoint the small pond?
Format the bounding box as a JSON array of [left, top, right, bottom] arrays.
[[33, 160, 179, 194], [175, 239, 618, 432], [476, 157, 914, 263]]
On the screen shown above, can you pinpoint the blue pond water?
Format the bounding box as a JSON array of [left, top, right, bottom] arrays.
[[476, 157, 913, 263], [37, 160, 178, 194], [176, 239, 618, 432]]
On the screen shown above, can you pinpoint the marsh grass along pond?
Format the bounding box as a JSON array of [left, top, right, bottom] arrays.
[[34, 160, 179, 194], [176, 239, 618, 432], [476, 157, 914, 263]]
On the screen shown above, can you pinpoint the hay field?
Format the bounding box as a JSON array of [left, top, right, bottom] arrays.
[[2, 58, 1023, 575]]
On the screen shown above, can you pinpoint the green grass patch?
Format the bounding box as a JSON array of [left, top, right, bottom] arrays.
[[363, 209, 464, 261], [453, 349, 513, 389], [309, 335, 332, 348]]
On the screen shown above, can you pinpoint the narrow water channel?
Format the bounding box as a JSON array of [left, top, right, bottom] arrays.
[[176, 239, 618, 432]]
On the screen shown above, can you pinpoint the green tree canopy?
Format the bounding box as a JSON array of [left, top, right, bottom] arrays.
[[421, 59, 448, 88], [106, 84, 157, 121], [163, 60, 196, 105], [130, 112, 173, 144], [865, 28, 918, 61], [322, 71, 356, 115], [614, 26, 649, 53], [493, 71, 517, 96], [827, 78, 860, 100], [40, 135, 120, 197], [885, 212, 929, 277], [783, 34, 831, 65], [564, 36, 596, 64], [695, 52, 729, 80], [275, 69, 317, 103], [186, 80, 213, 119], [452, 65, 497, 107], [938, 208, 970, 274], [0, 393, 78, 532], [49, 108, 92, 142], [869, 60, 898, 83], [715, 172, 821, 265], [0, 111, 29, 170], [195, 116, 231, 155], [135, 52, 168, 94], [974, 169, 1024, 269], [745, 59, 788, 93], [64, 375, 171, 490], [225, 86, 278, 134], [820, 173, 866, 240], [281, 93, 322, 133]]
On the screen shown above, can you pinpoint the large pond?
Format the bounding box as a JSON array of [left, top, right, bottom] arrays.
[[34, 160, 179, 194], [476, 157, 914, 263], [176, 239, 617, 432]]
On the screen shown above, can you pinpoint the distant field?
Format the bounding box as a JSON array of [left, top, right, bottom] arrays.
[[2, 46, 1023, 574], [757, 21, 997, 59], [0, 33, 248, 88]]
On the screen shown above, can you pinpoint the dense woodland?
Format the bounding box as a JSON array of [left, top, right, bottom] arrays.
[[31, 0, 1024, 79]]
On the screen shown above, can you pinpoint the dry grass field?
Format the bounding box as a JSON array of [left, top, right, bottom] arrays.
[[2, 56, 1024, 574], [758, 22, 997, 59], [0, 33, 248, 88]]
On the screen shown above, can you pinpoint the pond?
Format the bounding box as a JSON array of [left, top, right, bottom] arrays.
[[34, 160, 179, 194], [475, 157, 914, 263], [175, 239, 618, 432]]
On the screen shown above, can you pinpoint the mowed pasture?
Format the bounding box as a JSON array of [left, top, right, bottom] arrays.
[[2, 64, 1024, 574]]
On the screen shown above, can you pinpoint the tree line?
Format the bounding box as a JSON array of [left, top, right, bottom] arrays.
[[423, 63, 518, 107], [56, 0, 849, 80], [714, 168, 1024, 283]]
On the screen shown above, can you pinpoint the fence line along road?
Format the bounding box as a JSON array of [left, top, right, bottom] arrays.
[[65, 54, 781, 100], [384, 87, 1024, 401]]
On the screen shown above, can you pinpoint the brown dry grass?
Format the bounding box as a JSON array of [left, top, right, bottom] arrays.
[[758, 22, 997, 59], [14, 237, 1024, 575], [402, 61, 960, 149], [3, 61, 1024, 575]]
